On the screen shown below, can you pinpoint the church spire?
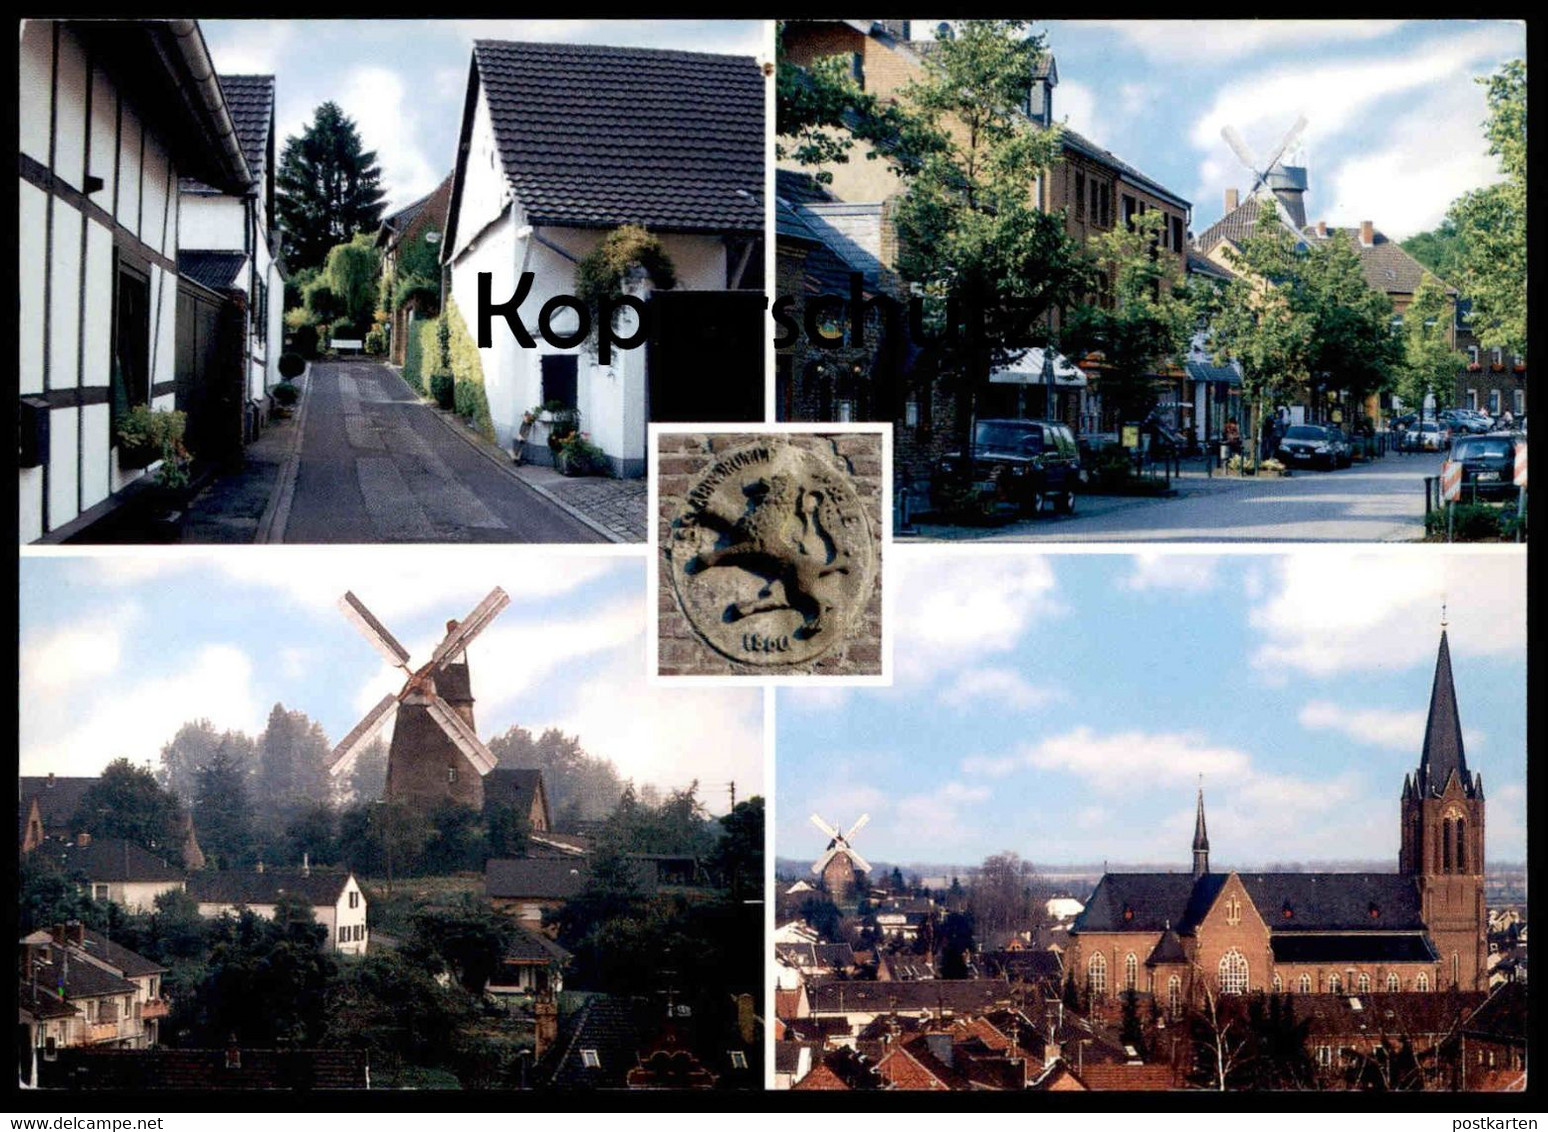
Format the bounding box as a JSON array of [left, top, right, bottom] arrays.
[[1192, 780, 1210, 878], [1417, 628, 1472, 797]]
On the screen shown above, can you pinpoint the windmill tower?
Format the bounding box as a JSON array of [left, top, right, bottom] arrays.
[[810, 813, 872, 906], [1221, 115, 1310, 229], [328, 588, 510, 811]]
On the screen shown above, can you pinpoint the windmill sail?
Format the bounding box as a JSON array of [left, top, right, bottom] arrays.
[[431, 588, 510, 668], [340, 592, 412, 668], [424, 693, 500, 775], [329, 693, 398, 777]]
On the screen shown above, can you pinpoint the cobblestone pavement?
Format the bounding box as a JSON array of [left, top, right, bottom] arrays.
[[509, 463, 648, 543]]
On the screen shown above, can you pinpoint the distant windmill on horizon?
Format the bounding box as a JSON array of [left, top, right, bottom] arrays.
[[327, 588, 510, 811], [1221, 114, 1310, 229], [810, 812, 872, 905]]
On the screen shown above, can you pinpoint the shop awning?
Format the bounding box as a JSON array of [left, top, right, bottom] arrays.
[[989, 347, 1088, 388], [1186, 359, 1242, 387]]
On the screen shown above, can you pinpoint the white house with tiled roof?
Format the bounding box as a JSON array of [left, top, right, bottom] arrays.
[[186, 866, 369, 955], [442, 40, 766, 476]]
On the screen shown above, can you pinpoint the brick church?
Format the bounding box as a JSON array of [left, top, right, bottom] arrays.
[[1067, 629, 1487, 1017]]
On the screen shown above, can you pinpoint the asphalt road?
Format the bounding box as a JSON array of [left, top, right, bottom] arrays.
[[279, 361, 603, 544], [910, 451, 1447, 543]]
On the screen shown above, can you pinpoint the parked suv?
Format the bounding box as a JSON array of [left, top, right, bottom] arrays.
[[1449, 433, 1522, 501], [934, 419, 1082, 517], [1276, 424, 1352, 470]]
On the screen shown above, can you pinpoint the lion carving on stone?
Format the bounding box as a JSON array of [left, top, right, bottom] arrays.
[[685, 473, 852, 639]]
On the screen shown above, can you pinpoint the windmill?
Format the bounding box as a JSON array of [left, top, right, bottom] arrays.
[[1220, 114, 1310, 229], [810, 812, 872, 904], [328, 587, 510, 811]]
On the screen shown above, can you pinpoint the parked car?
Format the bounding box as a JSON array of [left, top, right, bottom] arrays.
[[1403, 421, 1451, 452], [1449, 433, 1522, 501], [933, 418, 1082, 517], [1443, 410, 1493, 435], [1276, 424, 1352, 469]]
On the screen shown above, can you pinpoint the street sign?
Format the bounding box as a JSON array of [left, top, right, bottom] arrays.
[[1441, 459, 1462, 502], [1514, 441, 1528, 488], [1121, 425, 1140, 449]]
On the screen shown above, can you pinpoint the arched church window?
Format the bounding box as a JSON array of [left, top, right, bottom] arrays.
[[1124, 953, 1138, 991], [1298, 974, 1311, 994], [1456, 818, 1466, 872], [1416, 972, 1429, 992], [1167, 975, 1182, 1019], [1386, 973, 1400, 992], [1272, 973, 1283, 993], [1443, 819, 1453, 871], [1087, 953, 1107, 999], [1218, 949, 1248, 995], [1357, 973, 1371, 994], [1328, 973, 1342, 994]]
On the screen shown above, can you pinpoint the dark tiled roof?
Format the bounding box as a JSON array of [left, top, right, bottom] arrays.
[[19, 776, 96, 833], [1463, 981, 1527, 1043], [485, 856, 589, 900], [808, 979, 1016, 1015], [39, 1048, 369, 1090], [186, 868, 353, 908], [78, 926, 166, 978], [1145, 930, 1187, 965], [1296, 991, 1485, 1038], [1075, 871, 1426, 935], [34, 942, 138, 999], [978, 948, 1063, 982], [217, 75, 275, 186], [18, 980, 80, 1020], [776, 168, 837, 207], [776, 197, 824, 246], [503, 924, 572, 964], [179, 250, 249, 291], [469, 41, 764, 234], [538, 995, 654, 1089], [1304, 223, 1432, 296], [1270, 933, 1437, 964], [377, 173, 455, 249], [484, 767, 542, 811], [775, 1039, 823, 1074], [776, 942, 857, 968], [56, 838, 183, 884], [1195, 193, 1307, 257], [1186, 251, 1236, 283]]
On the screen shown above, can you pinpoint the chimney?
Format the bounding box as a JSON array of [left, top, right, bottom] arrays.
[[1360, 220, 1374, 247], [255, 860, 264, 874], [302, 852, 310, 877], [76, 832, 91, 848], [1224, 188, 1239, 212], [534, 993, 559, 1061], [1316, 220, 1327, 238], [878, 19, 911, 40], [46, 773, 55, 787]]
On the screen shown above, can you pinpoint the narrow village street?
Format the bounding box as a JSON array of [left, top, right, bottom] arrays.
[[185, 361, 617, 544], [909, 451, 1444, 542]]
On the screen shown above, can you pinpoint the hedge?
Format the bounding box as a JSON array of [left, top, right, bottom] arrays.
[[414, 298, 493, 442], [402, 319, 427, 393]]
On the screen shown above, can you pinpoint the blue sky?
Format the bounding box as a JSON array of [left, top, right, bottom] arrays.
[[198, 19, 1522, 241], [777, 550, 1526, 869], [201, 20, 766, 217], [19, 550, 762, 810]]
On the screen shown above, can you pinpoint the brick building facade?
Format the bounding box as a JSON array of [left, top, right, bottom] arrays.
[[1067, 630, 1489, 1018]]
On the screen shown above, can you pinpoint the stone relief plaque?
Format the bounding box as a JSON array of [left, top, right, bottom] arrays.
[[667, 439, 877, 666]]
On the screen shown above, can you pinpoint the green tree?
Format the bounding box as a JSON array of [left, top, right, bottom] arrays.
[[283, 803, 341, 868], [18, 851, 102, 934], [157, 719, 224, 803], [1063, 210, 1199, 424], [323, 950, 475, 1082], [484, 801, 530, 860], [888, 20, 1090, 457], [321, 233, 382, 336], [191, 736, 257, 868], [487, 725, 624, 825], [421, 800, 485, 874], [1299, 232, 1401, 421], [1445, 59, 1526, 353], [706, 797, 764, 901], [1401, 217, 1467, 284], [1211, 207, 1317, 467], [1120, 988, 1147, 1057], [1398, 275, 1465, 423], [276, 102, 387, 273], [257, 704, 336, 825], [199, 899, 334, 1047], [404, 896, 516, 996], [73, 757, 185, 851], [937, 910, 975, 978]]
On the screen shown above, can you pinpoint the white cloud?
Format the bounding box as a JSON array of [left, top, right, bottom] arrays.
[[894, 554, 1062, 684], [22, 603, 140, 695], [1056, 80, 1102, 141], [21, 644, 263, 777], [1020, 726, 1252, 785], [1073, 19, 1408, 63], [1247, 554, 1525, 677], [338, 66, 441, 206], [202, 21, 299, 75], [1299, 700, 1423, 749], [939, 666, 1063, 711], [1121, 553, 1219, 593]]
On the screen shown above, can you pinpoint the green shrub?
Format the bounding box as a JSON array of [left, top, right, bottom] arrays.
[[437, 298, 493, 441], [1426, 502, 1507, 540], [291, 324, 319, 359], [364, 325, 388, 356], [402, 319, 427, 393], [575, 224, 676, 314], [272, 381, 300, 407], [430, 371, 455, 410], [278, 352, 306, 379], [557, 431, 612, 477]]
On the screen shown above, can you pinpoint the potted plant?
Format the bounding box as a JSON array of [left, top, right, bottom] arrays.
[[430, 370, 456, 410], [543, 404, 579, 453], [555, 431, 611, 477], [117, 405, 187, 471]]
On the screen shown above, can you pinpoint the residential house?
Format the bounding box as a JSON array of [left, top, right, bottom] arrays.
[[49, 836, 186, 914], [1298, 991, 1487, 1087], [19, 924, 168, 1058], [535, 993, 758, 1090], [442, 40, 765, 477], [18, 774, 98, 849], [19, 19, 253, 543], [482, 766, 552, 833], [185, 866, 369, 955], [1457, 981, 1527, 1091], [176, 73, 284, 464], [487, 924, 571, 999], [376, 173, 453, 366], [776, 19, 1192, 495]]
